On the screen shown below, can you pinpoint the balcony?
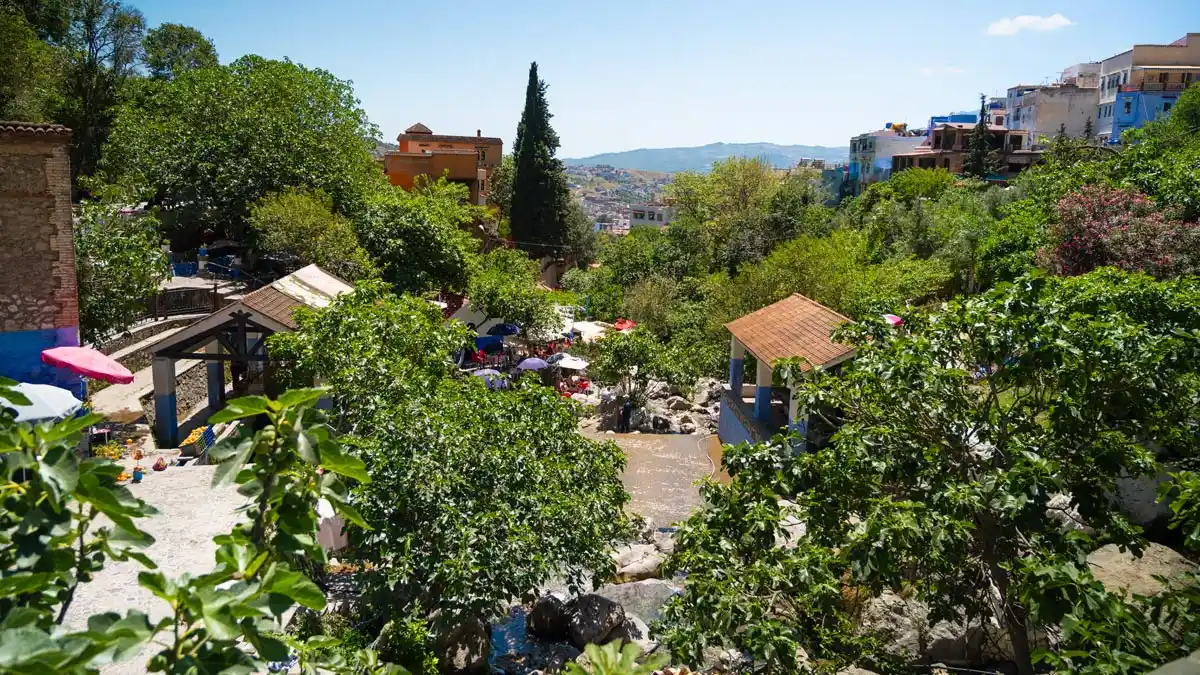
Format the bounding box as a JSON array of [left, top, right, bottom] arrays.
[[1120, 82, 1188, 92]]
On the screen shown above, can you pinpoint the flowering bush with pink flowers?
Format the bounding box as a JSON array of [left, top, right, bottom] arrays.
[[1040, 185, 1200, 278]]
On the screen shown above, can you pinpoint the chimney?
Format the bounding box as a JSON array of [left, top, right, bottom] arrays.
[[477, 129, 481, 137]]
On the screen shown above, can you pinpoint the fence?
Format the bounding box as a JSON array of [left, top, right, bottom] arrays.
[[141, 287, 218, 321]]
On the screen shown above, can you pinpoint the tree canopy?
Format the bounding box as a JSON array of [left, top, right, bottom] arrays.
[[466, 248, 559, 337], [141, 22, 217, 79], [268, 284, 632, 626], [100, 54, 385, 246], [248, 187, 377, 281]]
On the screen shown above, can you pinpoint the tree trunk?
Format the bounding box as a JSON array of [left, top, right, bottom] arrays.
[[985, 556, 1035, 675]]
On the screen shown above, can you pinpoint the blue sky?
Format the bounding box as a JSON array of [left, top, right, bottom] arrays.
[[134, 0, 1200, 157]]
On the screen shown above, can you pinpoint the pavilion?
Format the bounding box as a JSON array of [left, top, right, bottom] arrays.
[[719, 294, 855, 448], [149, 265, 351, 446]]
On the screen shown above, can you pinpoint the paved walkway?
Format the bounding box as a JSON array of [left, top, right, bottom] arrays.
[[62, 464, 244, 675], [585, 431, 725, 526]]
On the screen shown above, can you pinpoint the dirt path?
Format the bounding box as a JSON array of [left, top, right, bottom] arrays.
[[586, 431, 725, 526]]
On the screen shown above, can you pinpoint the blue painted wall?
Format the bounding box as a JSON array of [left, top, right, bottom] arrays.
[[0, 327, 81, 392], [1113, 90, 1181, 141], [718, 401, 756, 447]]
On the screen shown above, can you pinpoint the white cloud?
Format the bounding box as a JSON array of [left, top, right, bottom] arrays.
[[987, 13, 1073, 36], [917, 66, 967, 77]]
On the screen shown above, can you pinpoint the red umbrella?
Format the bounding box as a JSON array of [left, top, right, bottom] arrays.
[[613, 318, 637, 331], [41, 346, 135, 385]]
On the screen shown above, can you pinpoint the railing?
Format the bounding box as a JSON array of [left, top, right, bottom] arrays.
[[140, 287, 218, 321], [1120, 82, 1188, 92]]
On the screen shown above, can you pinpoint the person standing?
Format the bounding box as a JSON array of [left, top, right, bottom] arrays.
[[619, 397, 633, 433]]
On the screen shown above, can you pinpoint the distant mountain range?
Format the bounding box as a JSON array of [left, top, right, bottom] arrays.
[[563, 142, 849, 173]]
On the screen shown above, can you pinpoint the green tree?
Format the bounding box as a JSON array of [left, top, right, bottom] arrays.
[[1083, 115, 1094, 140], [248, 187, 376, 281], [0, 379, 399, 674], [660, 269, 1200, 675], [590, 328, 690, 406], [355, 178, 483, 294], [100, 55, 385, 245], [1, 0, 70, 40], [268, 285, 632, 628], [486, 152, 514, 222], [0, 7, 62, 121], [964, 94, 994, 180], [510, 62, 573, 254], [74, 198, 169, 343], [621, 275, 678, 339], [467, 247, 559, 337], [56, 0, 145, 186], [142, 22, 217, 79]]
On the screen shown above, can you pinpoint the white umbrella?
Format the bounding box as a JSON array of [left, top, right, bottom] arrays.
[[5, 383, 83, 422], [556, 355, 589, 370]]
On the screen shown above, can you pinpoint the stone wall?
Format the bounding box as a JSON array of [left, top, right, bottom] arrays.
[[0, 122, 80, 388]]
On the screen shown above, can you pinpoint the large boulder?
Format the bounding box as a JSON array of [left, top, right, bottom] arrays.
[[567, 594, 625, 648], [858, 591, 980, 665], [665, 396, 692, 411], [527, 593, 569, 641], [605, 614, 656, 653], [612, 543, 665, 582], [433, 617, 490, 675], [690, 378, 723, 406], [595, 579, 681, 623], [645, 380, 670, 400], [1088, 542, 1197, 597], [494, 640, 580, 675]]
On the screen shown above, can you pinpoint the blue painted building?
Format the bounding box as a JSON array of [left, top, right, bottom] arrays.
[[718, 294, 855, 449], [1096, 34, 1200, 144]]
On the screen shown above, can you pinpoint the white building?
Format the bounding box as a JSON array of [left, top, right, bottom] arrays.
[[848, 126, 925, 194], [629, 204, 673, 228], [1005, 83, 1098, 146]]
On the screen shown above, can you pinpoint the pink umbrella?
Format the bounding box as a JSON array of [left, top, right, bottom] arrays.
[[41, 346, 135, 385], [882, 314, 904, 328]]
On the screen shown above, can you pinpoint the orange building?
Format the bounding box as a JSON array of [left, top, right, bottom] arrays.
[[383, 123, 503, 205]]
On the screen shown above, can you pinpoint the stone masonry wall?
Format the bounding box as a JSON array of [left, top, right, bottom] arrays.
[[0, 125, 78, 334]]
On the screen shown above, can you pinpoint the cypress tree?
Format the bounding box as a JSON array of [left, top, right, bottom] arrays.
[[964, 94, 993, 179], [510, 62, 572, 255]]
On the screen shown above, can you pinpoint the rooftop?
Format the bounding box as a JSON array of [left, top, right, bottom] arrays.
[[0, 121, 71, 136], [397, 122, 502, 146], [725, 294, 854, 371]]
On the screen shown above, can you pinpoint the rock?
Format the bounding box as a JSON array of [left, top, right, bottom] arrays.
[[567, 594, 625, 648], [612, 543, 664, 582], [690, 378, 722, 406], [494, 641, 580, 675], [653, 530, 676, 555], [1046, 493, 1093, 534], [665, 396, 692, 411], [637, 516, 657, 544], [837, 668, 882, 675], [776, 500, 807, 549], [680, 422, 697, 435], [595, 579, 681, 623], [605, 614, 655, 652], [678, 413, 696, 426], [1088, 542, 1197, 597], [432, 617, 490, 674], [527, 593, 569, 641], [699, 646, 750, 673], [858, 591, 979, 665], [645, 380, 670, 400]]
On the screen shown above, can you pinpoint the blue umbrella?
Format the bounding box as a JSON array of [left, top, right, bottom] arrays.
[[5, 383, 83, 422], [487, 323, 521, 336], [517, 358, 549, 371]]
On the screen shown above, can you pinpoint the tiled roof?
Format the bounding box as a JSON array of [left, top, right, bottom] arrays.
[[405, 122, 433, 134], [0, 121, 71, 136], [397, 132, 503, 145], [239, 264, 353, 329], [725, 294, 854, 370]]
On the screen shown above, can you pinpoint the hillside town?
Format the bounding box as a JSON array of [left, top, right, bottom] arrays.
[[3, 4, 1200, 675]]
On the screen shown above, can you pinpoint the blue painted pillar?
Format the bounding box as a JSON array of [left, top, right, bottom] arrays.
[[206, 339, 224, 410], [754, 358, 773, 422], [728, 336, 745, 397], [153, 356, 178, 447], [787, 388, 808, 452]]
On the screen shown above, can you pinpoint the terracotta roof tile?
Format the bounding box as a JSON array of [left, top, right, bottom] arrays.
[[0, 121, 71, 136], [241, 286, 303, 329], [405, 122, 433, 134], [725, 294, 854, 370], [397, 132, 503, 145]]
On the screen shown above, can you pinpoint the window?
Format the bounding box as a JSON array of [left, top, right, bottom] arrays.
[[477, 148, 487, 162], [632, 211, 645, 220], [1123, 100, 1132, 115], [943, 158, 950, 169], [1184, 72, 1195, 85], [1164, 101, 1173, 113], [656, 213, 664, 222], [1122, 71, 1127, 84], [1010, 135, 1022, 150]]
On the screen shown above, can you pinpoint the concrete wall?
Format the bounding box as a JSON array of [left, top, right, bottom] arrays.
[[0, 124, 80, 389], [1025, 86, 1099, 144]]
